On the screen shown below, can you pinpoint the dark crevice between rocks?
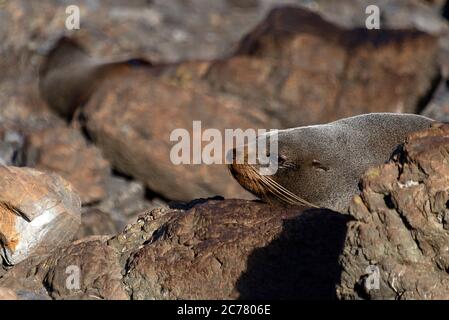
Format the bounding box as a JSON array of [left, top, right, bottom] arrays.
[[74, 110, 95, 144], [416, 71, 442, 115], [42, 273, 55, 300], [144, 187, 173, 204], [236, 209, 350, 299], [353, 277, 371, 300], [442, 1, 449, 21], [109, 167, 172, 205], [384, 194, 396, 210], [109, 168, 170, 204], [168, 195, 224, 210]]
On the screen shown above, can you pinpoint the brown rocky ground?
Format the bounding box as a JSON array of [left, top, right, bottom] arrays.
[[1, 0, 449, 300], [0, 199, 349, 300], [1, 121, 448, 300]]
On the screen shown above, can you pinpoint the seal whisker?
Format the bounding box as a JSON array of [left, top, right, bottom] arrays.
[[263, 175, 318, 207], [247, 165, 318, 207]]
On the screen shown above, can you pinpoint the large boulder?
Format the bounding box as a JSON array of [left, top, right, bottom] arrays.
[[120, 200, 348, 300], [202, 7, 440, 127], [83, 69, 267, 201], [338, 123, 449, 300], [0, 199, 349, 300]]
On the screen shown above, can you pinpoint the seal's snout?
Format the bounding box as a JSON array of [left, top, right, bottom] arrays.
[[227, 144, 261, 196]]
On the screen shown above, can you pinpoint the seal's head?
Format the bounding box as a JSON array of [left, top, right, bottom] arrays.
[[228, 113, 435, 212], [228, 126, 352, 210]]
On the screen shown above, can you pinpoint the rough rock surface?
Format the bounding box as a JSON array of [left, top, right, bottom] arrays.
[[0, 287, 18, 300], [120, 200, 349, 300], [0, 166, 81, 265], [0, 237, 126, 300], [338, 123, 449, 300], [25, 126, 111, 204], [96, 175, 163, 230], [0, 199, 349, 300], [422, 80, 449, 122], [75, 208, 118, 240]]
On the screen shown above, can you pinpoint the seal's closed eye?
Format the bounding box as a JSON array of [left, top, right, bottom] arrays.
[[312, 160, 329, 172]]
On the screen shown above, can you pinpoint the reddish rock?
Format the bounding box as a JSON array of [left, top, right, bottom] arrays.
[[117, 199, 349, 300], [0, 237, 127, 300], [84, 69, 266, 201], [25, 126, 111, 204], [204, 7, 439, 127]]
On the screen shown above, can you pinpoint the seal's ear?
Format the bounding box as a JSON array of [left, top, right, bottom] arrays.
[[39, 36, 89, 77]]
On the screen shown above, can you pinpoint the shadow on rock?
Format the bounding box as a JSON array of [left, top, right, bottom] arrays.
[[237, 208, 351, 300]]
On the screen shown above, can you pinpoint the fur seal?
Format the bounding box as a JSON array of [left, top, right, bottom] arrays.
[[229, 113, 435, 212], [39, 37, 152, 119]]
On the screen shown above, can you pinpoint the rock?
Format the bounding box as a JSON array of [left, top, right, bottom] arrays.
[[0, 199, 349, 300], [0, 237, 127, 300], [83, 68, 266, 201], [75, 209, 118, 240], [337, 123, 449, 300], [203, 6, 439, 127], [0, 128, 26, 166], [305, 0, 448, 34], [25, 126, 111, 205], [0, 165, 81, 265], [0, 287, 17, 300], [121, 200, 349, 299], [421, 80, 449, 122], [1, 1, 446, 107], [96, 175, 164, 230], [0, 81, 112, 205]]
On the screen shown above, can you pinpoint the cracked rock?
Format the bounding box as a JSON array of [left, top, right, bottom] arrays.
[[0, 165, 81, 266]]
